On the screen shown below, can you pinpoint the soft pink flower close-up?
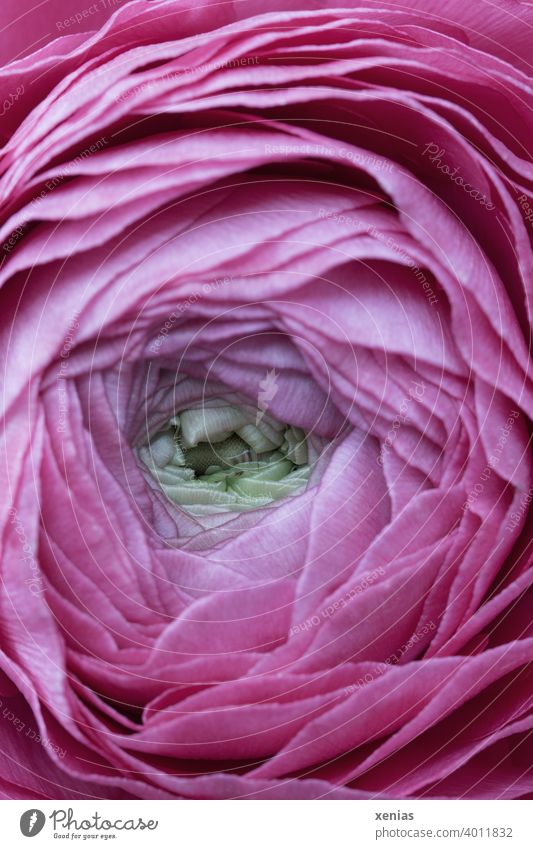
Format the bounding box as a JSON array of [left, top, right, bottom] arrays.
[[0, 0, 532, 800]]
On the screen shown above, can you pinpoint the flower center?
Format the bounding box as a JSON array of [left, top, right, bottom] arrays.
[[139, 401, 312, 516]]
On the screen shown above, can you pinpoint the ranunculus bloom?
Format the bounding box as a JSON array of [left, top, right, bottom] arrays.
[[0, 0, 532, 800]]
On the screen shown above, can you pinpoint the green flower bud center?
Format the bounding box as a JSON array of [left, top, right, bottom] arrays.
[[139, 401, 314, 519], [182, 434, 251, 475]]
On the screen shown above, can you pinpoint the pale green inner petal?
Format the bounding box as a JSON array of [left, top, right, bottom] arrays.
[[141, 401, 313, 516]]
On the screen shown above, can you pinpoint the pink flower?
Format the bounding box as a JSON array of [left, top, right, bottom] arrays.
[[0, 0, 532, 800]]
